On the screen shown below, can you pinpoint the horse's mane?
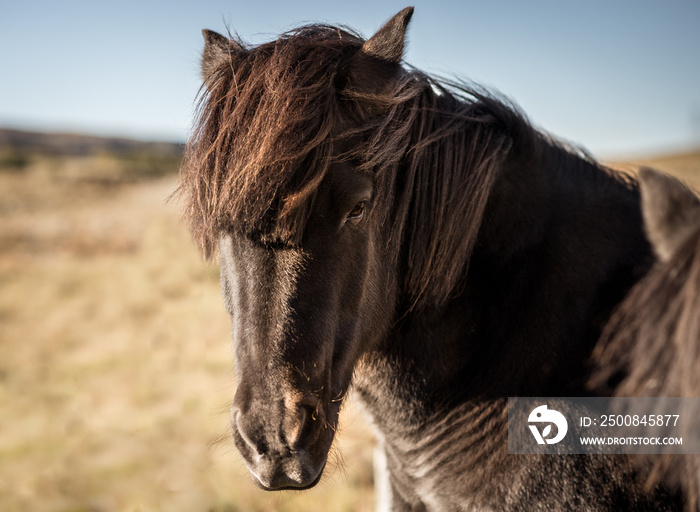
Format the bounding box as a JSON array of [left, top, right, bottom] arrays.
[[592, 218, 700, 510], [178, 23, 621, 309], [594, 230, 700, 397], [179, 25, 360, 255]]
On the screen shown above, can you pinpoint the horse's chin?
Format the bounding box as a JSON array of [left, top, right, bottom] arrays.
[[252, 460, 327, 491], [242, 443, 331, 491]]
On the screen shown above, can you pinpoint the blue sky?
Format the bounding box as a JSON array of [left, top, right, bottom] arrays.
[[1, 0, 698, 157]]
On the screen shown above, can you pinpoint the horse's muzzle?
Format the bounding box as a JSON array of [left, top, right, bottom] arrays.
[[231, 398, 335, 490]]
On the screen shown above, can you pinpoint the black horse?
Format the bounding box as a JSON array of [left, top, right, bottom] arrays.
[[593, 168, 700, 511], [179, 8, 683, 510]]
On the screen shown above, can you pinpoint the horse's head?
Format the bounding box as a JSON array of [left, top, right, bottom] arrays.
[[185, 9, 414, 490]]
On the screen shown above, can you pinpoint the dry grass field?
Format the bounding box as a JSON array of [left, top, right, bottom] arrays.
[[0, 151, 375, 512], [0, 141, 698, 512]]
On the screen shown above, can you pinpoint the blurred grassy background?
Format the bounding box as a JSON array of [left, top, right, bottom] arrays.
[[0, 130, 697, 512], [0, 130, 375, 512]]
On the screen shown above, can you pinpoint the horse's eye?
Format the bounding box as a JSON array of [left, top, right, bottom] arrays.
[[347, 202, 365, 222]]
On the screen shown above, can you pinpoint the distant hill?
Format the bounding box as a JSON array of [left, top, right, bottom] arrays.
[[0, 128, 183, 158], [0, 128, 184, 180]]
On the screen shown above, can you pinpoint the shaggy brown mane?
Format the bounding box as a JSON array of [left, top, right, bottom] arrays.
[[178, 22, 622, 308], [593, 230, 700, 397], [179, 26, 363, 256]]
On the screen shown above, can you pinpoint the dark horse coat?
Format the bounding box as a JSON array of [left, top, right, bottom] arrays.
[[179, 7, 687, 511]]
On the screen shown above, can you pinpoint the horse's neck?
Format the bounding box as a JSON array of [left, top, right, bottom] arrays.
[[355, 140, 651, 431], [467, 144, 651, 390]]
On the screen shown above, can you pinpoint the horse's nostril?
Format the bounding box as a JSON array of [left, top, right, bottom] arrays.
[[290, 405, 307, 448], [234, 409, 259, 454], [290, 404, 317, 450]]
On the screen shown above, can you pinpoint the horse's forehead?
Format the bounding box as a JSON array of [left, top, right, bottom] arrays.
[[323, 162, 374, 197], [221, 163, 374, 254], [221, 231, 305, 271]]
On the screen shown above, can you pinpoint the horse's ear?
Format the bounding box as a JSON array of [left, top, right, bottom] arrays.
[[639, 167, 700, 262], [201, 29, 241, 84], [362, 7, 414, 63], [341, 8, 413, 96]]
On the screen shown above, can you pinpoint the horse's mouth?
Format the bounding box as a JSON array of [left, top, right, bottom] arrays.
[[251, 460, 327, 491]]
